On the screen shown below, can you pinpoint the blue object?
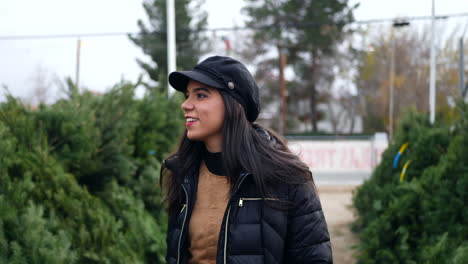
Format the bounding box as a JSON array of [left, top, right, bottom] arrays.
[[393, 152, 401, 168]]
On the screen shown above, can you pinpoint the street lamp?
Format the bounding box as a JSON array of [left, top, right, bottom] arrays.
[[388, 19, 410, 141], [429, 0, 436, 124], [167, 0, 176, 97], [460, 23, 468, 98]]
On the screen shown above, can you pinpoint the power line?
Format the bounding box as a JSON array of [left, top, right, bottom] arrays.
[[0, 32, 131, 40], [354, 12, 468, 24], [0, 12, 467, 41]]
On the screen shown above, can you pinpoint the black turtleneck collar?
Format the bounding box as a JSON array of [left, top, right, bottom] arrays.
[[203, 148, 226, 176]]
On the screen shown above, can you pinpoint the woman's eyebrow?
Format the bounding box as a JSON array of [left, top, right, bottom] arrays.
[[192, 87, 211, 93]]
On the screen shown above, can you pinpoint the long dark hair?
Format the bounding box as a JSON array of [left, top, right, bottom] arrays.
[[161, 90, 314, 214]]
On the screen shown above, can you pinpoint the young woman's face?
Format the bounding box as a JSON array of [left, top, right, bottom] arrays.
[[181, 80, 225, 151]]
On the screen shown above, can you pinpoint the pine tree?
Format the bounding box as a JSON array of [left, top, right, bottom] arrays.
[[243, 0, 355, 132], [129, 0, 208, 91], [352, 102, 468, 263], [0, 78, 184, 263]]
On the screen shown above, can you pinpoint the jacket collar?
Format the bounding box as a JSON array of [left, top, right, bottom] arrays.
[[163, 155, 250, 193], [163, 126, 272, 188]]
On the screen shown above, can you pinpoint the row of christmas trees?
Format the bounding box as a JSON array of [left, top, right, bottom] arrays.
[[0, 79, 184, 263], [352, 101, 468, 263]]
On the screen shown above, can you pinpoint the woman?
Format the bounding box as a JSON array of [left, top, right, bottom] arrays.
[[161, 56, 332, 264]]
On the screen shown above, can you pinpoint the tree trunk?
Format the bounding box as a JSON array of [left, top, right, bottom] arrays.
[[309, 82, 318, 132], [349, 109, 355, 134], [327, 101, 337, 134], [309, 57, 318, 132]]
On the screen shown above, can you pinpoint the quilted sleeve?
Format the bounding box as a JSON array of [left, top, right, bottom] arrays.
[[285, 183, 333, 263]]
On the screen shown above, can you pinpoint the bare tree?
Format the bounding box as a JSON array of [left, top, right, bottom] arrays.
[[355, 25, 465, 133], [27, 64, 59, 106]]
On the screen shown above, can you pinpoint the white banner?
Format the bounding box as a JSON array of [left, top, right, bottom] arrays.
[[288, 138, 388, 173]]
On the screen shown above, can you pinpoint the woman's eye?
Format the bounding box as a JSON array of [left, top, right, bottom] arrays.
[[197, 93, 207, 98]]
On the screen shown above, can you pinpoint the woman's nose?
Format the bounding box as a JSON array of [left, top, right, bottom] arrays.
[[181, 98, 193, 111]]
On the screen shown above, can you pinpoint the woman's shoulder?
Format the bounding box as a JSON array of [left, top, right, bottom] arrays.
[[287, 182, 322, 212], [162, 155, 183, 177]]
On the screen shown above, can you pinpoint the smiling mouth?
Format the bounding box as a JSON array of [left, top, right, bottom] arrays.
[[185, 118, 199, 127]]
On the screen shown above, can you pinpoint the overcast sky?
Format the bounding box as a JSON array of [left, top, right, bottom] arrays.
[[0, 0, 467, 103]]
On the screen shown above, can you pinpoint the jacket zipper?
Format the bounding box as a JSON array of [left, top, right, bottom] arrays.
[[222, 172, 249, 264], [177, 185, 189, 264], [238, 197, 279, 207], [223, 205, 231, 264]]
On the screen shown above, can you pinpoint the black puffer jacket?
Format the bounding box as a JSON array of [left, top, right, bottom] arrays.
[[163, 154, 333, 264]]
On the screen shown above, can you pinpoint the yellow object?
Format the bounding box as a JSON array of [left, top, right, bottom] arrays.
[[400, 160, 412, 182], [399, 142, 409, 154]]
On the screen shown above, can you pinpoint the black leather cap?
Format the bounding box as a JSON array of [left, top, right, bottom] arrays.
[[169, 56, 261, 122]]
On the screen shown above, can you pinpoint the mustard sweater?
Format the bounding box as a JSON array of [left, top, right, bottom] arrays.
[[188, 161, 230, 264]]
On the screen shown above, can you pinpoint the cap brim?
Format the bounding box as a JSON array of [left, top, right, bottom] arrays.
[[169, 70, 224, 92]]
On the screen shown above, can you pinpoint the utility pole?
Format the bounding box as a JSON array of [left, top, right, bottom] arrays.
[[429, 0, 436, 124], [279, 49, 288, 136], [167, 0, 176, 96], [460, 23, 468, 98], [460, 38, 465, 96], [389, 30, 395, 141], [75, 38, 81, 89], [389, 20, 410, 141]]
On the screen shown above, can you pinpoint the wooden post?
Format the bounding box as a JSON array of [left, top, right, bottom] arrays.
[[75, 38, 81, 89], [279, 50, 288, 135]]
